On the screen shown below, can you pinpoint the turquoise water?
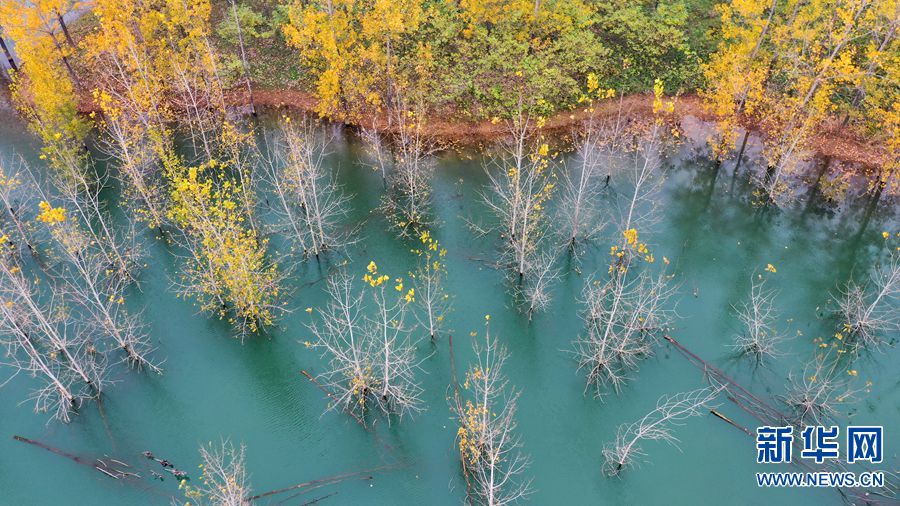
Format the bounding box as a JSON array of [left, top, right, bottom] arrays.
[[0, 108, 896, 505]]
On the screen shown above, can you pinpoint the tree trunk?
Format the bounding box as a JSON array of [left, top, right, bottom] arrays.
[[802, 155, 830, 212], [229, 0, 256, 116], [733, 130, 750, 175], [56, 11, 76, 49], [0, 33, 17, 73]]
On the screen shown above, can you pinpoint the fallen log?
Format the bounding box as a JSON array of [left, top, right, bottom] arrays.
[[710, 409, 753, 437], [247, 467, 387, 501]]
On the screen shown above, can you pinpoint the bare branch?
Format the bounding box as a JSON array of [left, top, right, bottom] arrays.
[[185, 439, 251, 506], [453, 326, 531, 505], [603, 386, 722, 476], [834, 251, 899, 352], [731, 275, 781, 366]]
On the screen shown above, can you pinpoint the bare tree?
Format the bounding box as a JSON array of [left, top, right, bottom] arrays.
[[0, 157, 39, 258], [612, 125, 666, 239], [37, 205, 159, 373], [260, 116, 353, 261], [481, 110, 555, 280], [603, 386, 721, 476], [185, 439, 251, 506], [781, 356, 858, 428], [573, 267, 677, 398], [454, 326, 531, 505], [369, 97, 436, 235], [42, 160, 141, 285], [412, 230, 450, 341], [834, 252, 899, 352], [92, 87, 168, 228], [521, 251, 559, 321], [558, 112, 624, 255], [367, 266, 424, 419], [572, 122, 674, 397], [307, 266, 425, 423], [164, 27, 227, 162], [731, 275, 781, 366], [361, 127, 391, 186], [0, 239, 105, 421]]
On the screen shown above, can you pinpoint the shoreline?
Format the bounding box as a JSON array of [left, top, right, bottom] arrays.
[[222, 87, 889, 171], [0, 82, 885, 172]]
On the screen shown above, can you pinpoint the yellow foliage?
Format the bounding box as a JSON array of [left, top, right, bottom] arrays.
[[166, 157, 279, 333]]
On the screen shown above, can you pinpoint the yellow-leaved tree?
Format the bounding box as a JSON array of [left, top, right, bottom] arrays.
[[0, 0, 88, 174], [701, 0, 778, 165], [166, 156, 282, 335], [283, 0, 423, 118]]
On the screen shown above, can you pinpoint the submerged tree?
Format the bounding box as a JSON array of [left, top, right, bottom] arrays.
[[482, 111, 555, 281], [0, 235, 105, 422], [85, 0, 177, 228], [37, 199, 158, 372], [731, 275, 781, 366], [184, 439, 251, 506], [454, 324, 531, 505], [574, 260, 676, 398], [384, 101, 436, 234], [558, 82, 620, 255], [411, 230, 450, 341], [261, 116, 352, 261], [0, 158, 39, 257], [521, 251, 560, 321], [306, 263, 424, 423], [91, 88, 169, 228], [363, 98, 436, 235], [574, 110, 677, 397], [834, 252, 899, 353], [45, 159, 141, 285], [167, 158, 283, 335], [781, 356, 858, 428], [603, 386, 721, 476]]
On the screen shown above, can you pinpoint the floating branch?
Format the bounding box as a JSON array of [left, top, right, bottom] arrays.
[[247, 468, 382, 502], [603, 386, 722, 476], [14, 435, 138, 480]]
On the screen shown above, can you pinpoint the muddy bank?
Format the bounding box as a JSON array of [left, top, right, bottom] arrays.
[[224, 87, 890, 171], [0, 79, 875, 171]]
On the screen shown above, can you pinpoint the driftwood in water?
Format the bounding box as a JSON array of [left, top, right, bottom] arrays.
[[662, 336, 897, 501], [299, 492, 338, 505], [13, 435, 136, 480], [663, 335, 786, 424], [709, 409, 753, 436], [247, 467, 386, 501]]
